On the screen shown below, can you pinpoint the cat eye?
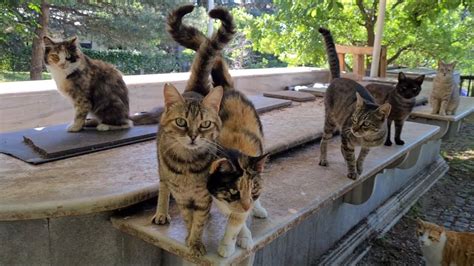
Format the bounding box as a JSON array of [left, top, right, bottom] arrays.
[[363, 121, 370, 127], [200, 120, 212, 129], [175, 118, 187, 127], [65, 54, 71, 60]]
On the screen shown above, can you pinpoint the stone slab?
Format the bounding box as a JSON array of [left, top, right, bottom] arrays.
[[410, 96, 474, 122], [249, 95, 292, 113], [362, 77, 398, 84], [111, 122, 439, 265], [0, 124, 158, 164], [0, 101, 325, 221], [289, 83, 329, 97], [263, 91, 316, 102]]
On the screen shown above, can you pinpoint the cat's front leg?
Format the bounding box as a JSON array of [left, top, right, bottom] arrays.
[[151, 182, 171, 225], [394, 120, 405, 145], [384, 119, 393, 146], [356, 147, 370, 175], [218, 212, 248, 257], [430, 97, 440, 114], [438, 99, 448, 116], [237, 223, 253, 250], [68, 98, 91, 132], [251, 198, 267, 218], [341, 135, 357, 179], [187, 196, 211, 257]]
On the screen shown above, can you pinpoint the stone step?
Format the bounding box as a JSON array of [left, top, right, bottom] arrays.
[[262, 91, 316, 102], [110, 121, 440, 265]]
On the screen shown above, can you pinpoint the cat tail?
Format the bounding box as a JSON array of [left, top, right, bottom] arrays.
[[318, 27, 340, 79], [185, 7, 236, 95], [129, 107, 164, 125]]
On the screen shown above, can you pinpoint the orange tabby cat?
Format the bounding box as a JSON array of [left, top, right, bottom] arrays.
[[416, 219, 474, 266]]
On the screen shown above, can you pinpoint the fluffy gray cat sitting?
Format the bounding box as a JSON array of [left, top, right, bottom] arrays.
[[430, 61, 460, 116]]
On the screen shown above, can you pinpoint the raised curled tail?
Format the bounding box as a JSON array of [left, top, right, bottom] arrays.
[[129, 107, 164, 125], [183, 7, 236, 94], [318, 27, 340, 79], [167, 5, 205, 51]]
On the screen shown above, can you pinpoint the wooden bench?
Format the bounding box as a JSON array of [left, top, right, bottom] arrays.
[[110, 121, 442, 265], [335, 45, 387, 79]]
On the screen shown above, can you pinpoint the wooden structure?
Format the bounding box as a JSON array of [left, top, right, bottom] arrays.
[[336, 45, 387, 79]]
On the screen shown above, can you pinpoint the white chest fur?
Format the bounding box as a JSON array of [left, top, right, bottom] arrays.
[[421, 232, 447, 266]]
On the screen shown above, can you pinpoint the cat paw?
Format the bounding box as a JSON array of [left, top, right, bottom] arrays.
[[151, 213, 171, 225], [395, 139, 405, 145], [252, 206, 268, 219], [217, 243, 235, 258], [67, 123, 83, 132], [96, 123, 111, 131], [439, 111, 446, 116], [356, 166, 363, 175], [189, 241, 207, 257], [347, 172, 358, 180], [446, 111, 453, 115], [237, 235, 253, 250], [384, 139, 393, 146], [319, 159, 328, 167]]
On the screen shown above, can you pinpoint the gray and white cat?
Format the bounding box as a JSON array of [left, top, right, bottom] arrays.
[[430, 61, 460, 116]]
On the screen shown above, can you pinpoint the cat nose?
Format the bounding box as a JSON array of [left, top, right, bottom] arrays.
[[189, 135, 197, 141]]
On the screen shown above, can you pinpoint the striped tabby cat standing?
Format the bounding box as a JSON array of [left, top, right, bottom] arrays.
[[166, 5, 268, 257], [366, 72, 424, 146], [318, 28, 391, 179]]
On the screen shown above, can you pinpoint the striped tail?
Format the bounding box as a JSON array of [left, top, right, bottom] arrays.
[[167, 6, 235, 94], [318, 27, 340, 79]]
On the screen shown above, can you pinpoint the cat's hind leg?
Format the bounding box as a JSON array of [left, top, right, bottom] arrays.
[[251, 198, 267, 219], [96, 119, 133, 131], [319, 117, 336, 166]]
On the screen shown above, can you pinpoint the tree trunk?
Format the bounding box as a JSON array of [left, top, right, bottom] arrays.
[[30, 0, 49, 80]]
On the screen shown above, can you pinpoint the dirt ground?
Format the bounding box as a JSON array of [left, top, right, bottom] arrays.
[[358, 117, 474, 265]]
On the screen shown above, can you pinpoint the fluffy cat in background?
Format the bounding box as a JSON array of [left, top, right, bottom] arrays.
[[366, 72, 424, 146], [318, 27, 391, 180], [164, 5, 268, 257], [431, 61, 460, 116], [43, 36, 132, 132], [417, 219, 474, 266]]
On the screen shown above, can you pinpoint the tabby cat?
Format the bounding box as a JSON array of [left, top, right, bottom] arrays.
[[43, 36, 132, 132], [366, 72, 424, 146], [165, 5, 269, 257], [318, 28, 391, 180], [417, 219, 474, 266], [431, 61, 460, 116]]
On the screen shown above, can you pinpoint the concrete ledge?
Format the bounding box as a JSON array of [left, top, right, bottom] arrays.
[[0, 67, 328, 132], [110, 122, 439, 265]]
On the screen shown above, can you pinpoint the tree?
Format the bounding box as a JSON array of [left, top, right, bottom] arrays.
[[246, 0, 473, 74]]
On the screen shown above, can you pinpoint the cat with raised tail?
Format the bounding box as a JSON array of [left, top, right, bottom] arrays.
[[417, 219, 474, 266], [431, 61, 460, 116], [318, 27, 391, 180]]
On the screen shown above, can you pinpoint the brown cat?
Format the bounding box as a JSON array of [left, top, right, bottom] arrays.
[[43, 36, 132, 132], [318, 27, 391, 180], [417, 219, 474, 266], [167, 5, 268, 257], [366, 72, 424, 146]]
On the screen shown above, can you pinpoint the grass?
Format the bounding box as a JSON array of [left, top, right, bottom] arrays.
[[0, 71, 51, 82]]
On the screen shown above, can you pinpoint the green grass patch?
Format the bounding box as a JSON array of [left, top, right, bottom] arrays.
[[0, 71, 51, 82]]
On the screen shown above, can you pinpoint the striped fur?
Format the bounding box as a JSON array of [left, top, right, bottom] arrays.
[[431, 61, 460, 116], [366, 72, 424, 146], [318, 27, 340, 79], [167, 6, 268, 257], [318, 28, 391, 180]]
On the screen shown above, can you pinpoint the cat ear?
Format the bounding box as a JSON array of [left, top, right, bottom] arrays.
[[377, 103, 391, 118], [450, 61, 457, 68], [43, 36, 55, 47], [163, 83, 184, 109], [209, 158, 234, 174], [249, 153, 269, 173], [398, 72, 406, 81], [68, 36, 78, 46], [203, 86, 223, 112], [355, 93, 365, 110], [415, 75, 425, 85]]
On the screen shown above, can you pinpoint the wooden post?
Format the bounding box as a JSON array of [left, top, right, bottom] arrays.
[[370, 0, 386, 77], [379, 46, 387, 77], [338, 53, 345, 72], [353, 54, 365, 79]]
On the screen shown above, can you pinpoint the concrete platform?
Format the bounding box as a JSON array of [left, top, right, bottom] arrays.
[[110, 122, 439, 265], [0, 101, 325, 221]]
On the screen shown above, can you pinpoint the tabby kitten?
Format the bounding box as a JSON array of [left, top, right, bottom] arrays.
[[151, 7, 235, 257], [43, 36, 132, 132], [366, 72, 424, 146], [431, 61, 460, 116], [168, 5, 268, 257], [416, 219, 474, 266], [318, 28, 391, 180]]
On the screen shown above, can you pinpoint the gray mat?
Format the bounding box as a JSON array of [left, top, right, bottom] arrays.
[[0, 124, 158, 164], [249, 95, 292, 113]]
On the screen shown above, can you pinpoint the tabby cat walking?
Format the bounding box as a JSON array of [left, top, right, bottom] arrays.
[[318, 28, 391, 179]]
